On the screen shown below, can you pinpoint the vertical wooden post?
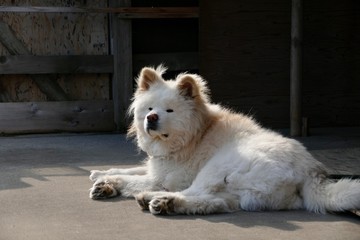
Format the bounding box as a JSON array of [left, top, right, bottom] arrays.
[[290, 0, 303, 136], [109, 0, 133, 132]]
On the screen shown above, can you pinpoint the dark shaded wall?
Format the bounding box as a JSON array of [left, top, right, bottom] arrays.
[[302, 1, 360, 127], [200, 0, 360, 128]]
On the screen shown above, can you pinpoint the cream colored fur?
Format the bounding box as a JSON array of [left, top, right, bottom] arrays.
[[89, 66, 360, 215]]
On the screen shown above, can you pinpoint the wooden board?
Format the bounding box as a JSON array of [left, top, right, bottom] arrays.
[[0, 21, 69, 101], [0, 74, 110, 102], [0, 7, 109, 56], [0, 0, 110, 102], [110, 0, 132, 132], [0, 7, 199, 18], [0, 53, 197, 74], [0, 55, 114, 74], [0, 100, 115, 134]]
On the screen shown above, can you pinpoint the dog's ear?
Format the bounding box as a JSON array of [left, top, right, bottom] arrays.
[[137, 65, 167, 91], [177, 75, 199, 98], [177, 74, 210, 102], [138, 67, 160, 91]]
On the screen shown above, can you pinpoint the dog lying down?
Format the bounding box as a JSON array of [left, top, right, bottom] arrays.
[[89, 66, 360, 215]]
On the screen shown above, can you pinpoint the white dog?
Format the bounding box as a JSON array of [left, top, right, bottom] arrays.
[[89, 66, 360, 215]]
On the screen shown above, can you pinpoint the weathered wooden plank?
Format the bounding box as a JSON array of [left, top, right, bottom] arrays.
[[133, 52, 198, 72], [0, 21, 69, 101], [0, 1, 110, 102], [0, 53, 198, 75], [0, 55, 114, 74], [0, 6, 199, 18], [115, 7, 199, 18], [0, 22, 29, 55], [0, 6, 89, 13], [0, 100, 115, 134], [110, 0, 133, 133]]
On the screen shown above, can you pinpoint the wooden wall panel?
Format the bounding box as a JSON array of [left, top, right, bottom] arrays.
[[302, 0, 360, 127], [0, 74, 110, 102], [0, 0, 110, 102], [200, 0, 360, 128], [0, 75, 47, 102], [0, 0, 108, 56], [200, 0, 291, 128]]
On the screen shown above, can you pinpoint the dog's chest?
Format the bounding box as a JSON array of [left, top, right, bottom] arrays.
[[160, 170, 193, 191], [150, 159, 195, 192]]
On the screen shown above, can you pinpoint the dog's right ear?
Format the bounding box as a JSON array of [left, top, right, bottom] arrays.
[[137, 67, 163, 91]]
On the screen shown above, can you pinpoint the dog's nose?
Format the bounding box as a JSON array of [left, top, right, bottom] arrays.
[[147, 113, 159, 122]]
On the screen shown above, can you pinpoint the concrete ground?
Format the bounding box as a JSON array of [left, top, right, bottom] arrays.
[[0, 129, 359, 240]]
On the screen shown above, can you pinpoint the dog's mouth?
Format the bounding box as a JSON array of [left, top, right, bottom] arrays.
[[146, 127, 169, 139], [144, 119, 169, 139]]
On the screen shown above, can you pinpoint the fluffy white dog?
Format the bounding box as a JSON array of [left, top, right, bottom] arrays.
[[89, 66, 360, 215]]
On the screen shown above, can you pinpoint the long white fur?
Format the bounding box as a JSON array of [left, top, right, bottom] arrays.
[[89, 66, 360, 215]]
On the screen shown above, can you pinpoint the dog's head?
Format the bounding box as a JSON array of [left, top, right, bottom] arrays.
[[128, 66, 210, 156]]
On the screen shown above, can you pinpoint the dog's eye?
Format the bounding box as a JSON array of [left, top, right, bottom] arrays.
[[148, 107, 153, 111], [166, 109, 174, 113]]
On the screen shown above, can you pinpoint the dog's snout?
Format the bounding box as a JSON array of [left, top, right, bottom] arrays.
[[147, 113, 159, 122], [146, 113, 159, 132]]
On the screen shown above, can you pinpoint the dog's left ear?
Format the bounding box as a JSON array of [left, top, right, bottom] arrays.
[[177, 75, 200, 99], [177, 74, 210, 102]]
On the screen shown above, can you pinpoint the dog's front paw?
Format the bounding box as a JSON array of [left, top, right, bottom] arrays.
[[149, 196, 175, 215], [89, 180, 119, 199]]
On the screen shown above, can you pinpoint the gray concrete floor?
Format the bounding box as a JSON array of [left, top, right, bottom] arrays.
[[0, 129, 359, 240]]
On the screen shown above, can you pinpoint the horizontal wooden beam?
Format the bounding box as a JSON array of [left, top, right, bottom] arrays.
[[114, 7, 199, 19], [0, 7, 199, 18], [0, 55, 114, 74], [0, 52, 198, 74], [0, 100, 115, 134], [0, 6, 88, 13]]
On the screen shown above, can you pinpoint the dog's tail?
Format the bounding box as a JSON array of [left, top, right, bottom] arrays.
[[302, 177, 360, 213]]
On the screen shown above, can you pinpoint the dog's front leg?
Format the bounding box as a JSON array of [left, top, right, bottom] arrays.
[[89, 166, 148, 182], [89, 174, 156, 200]]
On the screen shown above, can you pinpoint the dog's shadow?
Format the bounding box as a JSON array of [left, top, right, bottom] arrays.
[[150, 209, 359, 231], [95, 196, 359, 231]]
